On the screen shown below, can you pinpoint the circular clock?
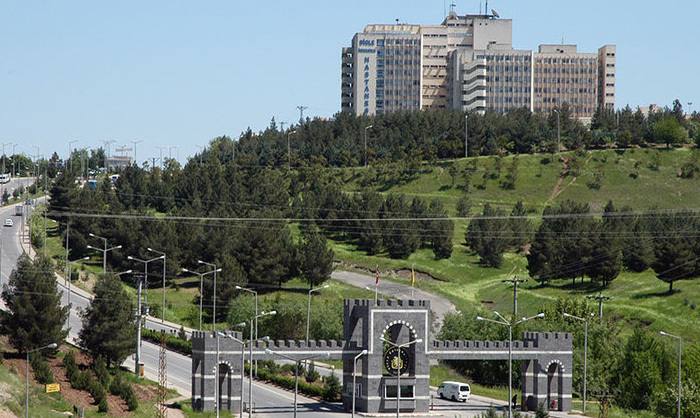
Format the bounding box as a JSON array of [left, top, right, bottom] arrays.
[[384, 346, 409, 376]]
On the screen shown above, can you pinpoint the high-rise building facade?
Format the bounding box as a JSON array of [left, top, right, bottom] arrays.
[[341, 11, 615, 121]]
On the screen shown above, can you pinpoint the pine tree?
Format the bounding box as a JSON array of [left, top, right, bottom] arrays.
[[467, 204, 509, 267], [623, 216, 655, 272], [508, 201, 533, 249], [299, 225, 335, 288], [428, 199, 454, 260], [79, 274, 135, 367], [1, 255, 68, 354], [587, 224, 622, 287], [651, 212, 698, 293]]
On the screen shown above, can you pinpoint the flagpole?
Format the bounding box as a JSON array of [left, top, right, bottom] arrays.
[[374, 265, 379, 305]]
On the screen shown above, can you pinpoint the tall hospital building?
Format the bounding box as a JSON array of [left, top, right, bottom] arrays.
[[341, 11, 616, 121]]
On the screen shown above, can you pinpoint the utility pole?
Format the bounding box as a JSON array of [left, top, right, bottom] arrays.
[[157, 332, 168, 418], [296, 105, 308, 124], [157, 146, 167, 169], [464, 113, 469, 158], [587, 293, 611, 319], [502, 276, 527, 317]]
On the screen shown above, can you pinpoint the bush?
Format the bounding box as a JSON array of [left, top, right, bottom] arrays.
[[30, 354, 54, 384], [97, 397, 109, 413], [110, 373, 139, 411], [141, 328, 191, 355], [322, 373, 341, 402], [93, 357, 111, 388], [305, 362, 320, 383]]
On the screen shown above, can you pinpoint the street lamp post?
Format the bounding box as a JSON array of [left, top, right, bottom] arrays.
[[464, 114, 468, 158], [352, 349, 368, 418], [287, 130, 297, 171], [305, 284, 329, 353], [183, 267, 221, 330], [364, 125, 373, 168], [147, 248, 167, 323], [198, 260, 219, 329], [380, 337, 422, 418], [236, 285, 259, 376], [248, 311, 276, 418], [564, 312, 593, 414], [215, 330, 247, 418], [87, 233, 122, 273], [477, 312, 545, 418], [660, 331, 682, 418], [132, 139, 143, 166], [25, 343, 57, 418], [265, 348, 329, 418], [553, 109, 561, 152]]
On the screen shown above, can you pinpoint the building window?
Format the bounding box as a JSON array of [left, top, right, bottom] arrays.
[[385, 385, 415, 399]]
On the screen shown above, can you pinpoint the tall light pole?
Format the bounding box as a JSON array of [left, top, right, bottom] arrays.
[[68, 140, 78, 172], [265, 348, 328, 418], [128, 254, 164, 377], [477, 312, 545, 418], [352, 349, 369, 418], [10, 144, 17, 178], [660, 331, 682, 418], [198, 260, 219, 329], [287, 130, 297, 171], [380, 337, 422, 418], [87, 233, 122, 273], [464, 114, 469, 158], [183, 267, 220, 330], [236, 285, 258, 375], [364, 125, 373, 168], [25, 343, 58, 418], [564, 312, 593, 414], [306, 284, 330, 350], [131, 140, 143, 167], [66, 256, 90, 307], [147, 248, 167, 323], [2, 142, 13, 174], [553, 109, 561, 152], [249, 311, 276, 418]]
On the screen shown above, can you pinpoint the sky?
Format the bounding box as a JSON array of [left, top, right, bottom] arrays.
[[1, 0, 698, 164]]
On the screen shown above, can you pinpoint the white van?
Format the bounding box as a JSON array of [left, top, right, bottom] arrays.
[[437, 381, 471, 402]]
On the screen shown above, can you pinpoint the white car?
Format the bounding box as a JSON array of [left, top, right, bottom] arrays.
[[4, 218, 13, 227], [437, 381, 471, 402]]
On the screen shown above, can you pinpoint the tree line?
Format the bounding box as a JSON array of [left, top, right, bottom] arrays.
[[465, 199, 700, 292]]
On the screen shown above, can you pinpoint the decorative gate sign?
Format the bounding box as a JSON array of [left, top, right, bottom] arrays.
[[384, 347, 409, 376]]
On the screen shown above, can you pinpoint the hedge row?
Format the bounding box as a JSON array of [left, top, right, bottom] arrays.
[[141, 328, 192, 355]]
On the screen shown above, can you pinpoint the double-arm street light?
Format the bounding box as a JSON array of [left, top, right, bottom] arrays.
[[198, 260, 220, 329], [352, 349, 369, 418], [25, 343, 58, 418], [147, 248, 167, 323], [660, 331, 683, 418], [477, 312, 545, 418], [247, 311, 276, 418], [87, 233, 122, 273], [236, 285, 259, 375], [380, 337, 423, 418], [182, 267, 219, 330], [265, 348, 329, 418], [563, 312, 593, 414]]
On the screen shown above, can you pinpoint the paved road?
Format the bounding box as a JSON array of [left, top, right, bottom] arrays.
[[331, 270, 456, 330]]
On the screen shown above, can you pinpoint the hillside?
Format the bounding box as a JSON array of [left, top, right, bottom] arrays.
[[328, 148, 700, 343]]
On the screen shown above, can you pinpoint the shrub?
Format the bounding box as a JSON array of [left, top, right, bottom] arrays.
[[305, 362, 320, 383], [97, 397, 109, 413], [110, 373, 139, 411], [322, 373, 341, 402], [93, 357, 111, 388], [30, 354, 54, 384]]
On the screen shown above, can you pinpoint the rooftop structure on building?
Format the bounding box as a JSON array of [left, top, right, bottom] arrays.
[[341, 9, 615, 122]]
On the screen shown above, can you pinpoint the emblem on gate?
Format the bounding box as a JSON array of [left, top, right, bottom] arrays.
[[384, 347, 409, 376]]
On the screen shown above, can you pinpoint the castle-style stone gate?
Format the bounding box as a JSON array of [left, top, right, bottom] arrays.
[[192, 299, 572, 414]]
